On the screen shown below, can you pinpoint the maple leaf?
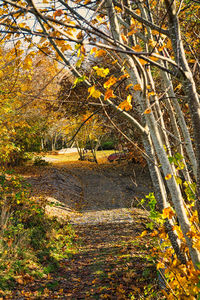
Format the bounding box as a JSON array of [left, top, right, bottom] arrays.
[[104, 89, 116, 100], [88, 86, 101, 98], [93, 66, 109, 77]]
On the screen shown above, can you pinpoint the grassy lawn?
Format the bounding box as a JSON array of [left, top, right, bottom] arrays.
[[44, 150, 115, 164]]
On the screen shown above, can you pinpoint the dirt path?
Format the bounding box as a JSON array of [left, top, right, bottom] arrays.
[[15, 161, 158, 299]]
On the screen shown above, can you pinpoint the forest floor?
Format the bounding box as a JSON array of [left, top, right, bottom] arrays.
[[12, 156, 160, 299]]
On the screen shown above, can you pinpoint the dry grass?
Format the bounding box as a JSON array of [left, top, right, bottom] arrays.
[[45, 150, 115, 164]]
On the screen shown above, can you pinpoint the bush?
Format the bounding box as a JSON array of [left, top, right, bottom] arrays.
[[0, 170, 77, 292], [99, 141, 115, 150], [33, 156, 49, 166]]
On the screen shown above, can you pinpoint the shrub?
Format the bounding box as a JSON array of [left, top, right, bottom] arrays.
[[0, 169, 77, 292]]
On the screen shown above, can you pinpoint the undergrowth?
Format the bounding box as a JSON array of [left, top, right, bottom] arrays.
[[0, 169, 77, 296], [138, 192, 200, 299]]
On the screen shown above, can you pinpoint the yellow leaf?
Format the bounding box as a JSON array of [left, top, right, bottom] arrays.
[[0, 70, 3, 77], [88, 86, 101, 98], [90, 47, 96, 55], [140, 230, 147, 237], [139, 58, 147, 65], [149, 56, 159, 61], [103, 76, 117, 89], [115, 6, 122, 13], [95, 49, 107, 57], [93, 66, 109, 77], [174, 83, 182, 91], [148, 91, 156, 97], [144, 108, 151, 114], [132, 45, 143, 52], [133, 83, 142, 91], [166, 39, 172, 49], [149, 39, 157, 47], [162, 206, 175, 219], [104, 89, 116, 100], [157, 261, 165, 269], [165, 173, 172, 180]]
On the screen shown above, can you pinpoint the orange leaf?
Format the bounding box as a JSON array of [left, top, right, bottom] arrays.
[[121, 34, 127, 43], [162, 206, 175, 219], [103, 76, 117, 89], [133, 83, 142, 91], [126, 84, 133, 90], [132, 45, 143, 52], [112, 59, 118, 64], [95, 49, 107, 57], [144, 108, 151, 114], [104, 89, 116, 100], [54, 9, 64, 18]]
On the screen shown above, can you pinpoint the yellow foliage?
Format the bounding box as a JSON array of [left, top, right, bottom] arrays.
[[133, 84, 142, 91], [103, 76, 117, 89], [93, 66, 109, 77], [94, 49, 107, 57], [162, 207, 175, 219], [143, 108, 151, 114], [104, 89, 116, 100], [118, 95, 132, 111], [165, 173, 172, 180], [88, 86, 101, 98]]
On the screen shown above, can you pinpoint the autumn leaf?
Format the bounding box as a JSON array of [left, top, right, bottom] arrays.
[[165, 173, 172, 180], [103, 76, 117, 89], [132, 45, 143, 52], [90, 47, 96, 55], [149, 39, 157, 47], [93, 66, 109, 77], [148, 91, 156, 97], [133, 83, 142, 91], [112, 59, 118, 64], [76, 31, 84, 39], [162, 206, 175, 219], [126, 84, 133, 90], [138, 58, 147, 65], [118, 95, 132, 111], [88, 86, 101, 98], [140, 230, 147, 237], [54, 9, 64, 18], [95, 49, 107, 57], [143, 108, 151, 114], [104, 89, 116, 100]]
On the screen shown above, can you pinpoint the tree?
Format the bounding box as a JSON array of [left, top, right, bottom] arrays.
[[1, 0, 200, 270], [0, 42, 61, 164]]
